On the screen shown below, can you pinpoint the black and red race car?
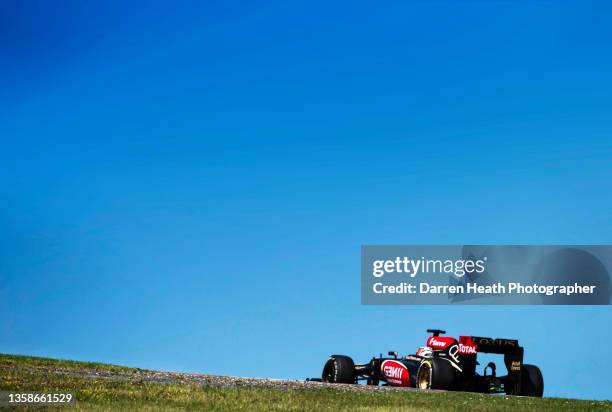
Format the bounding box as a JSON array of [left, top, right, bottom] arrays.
[[319, 329, 543, 397]]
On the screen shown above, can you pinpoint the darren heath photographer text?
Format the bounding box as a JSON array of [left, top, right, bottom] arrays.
[[372, 282, 596, 296]]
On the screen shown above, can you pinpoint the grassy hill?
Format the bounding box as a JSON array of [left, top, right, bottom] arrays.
[[0, 354, 610, 411]]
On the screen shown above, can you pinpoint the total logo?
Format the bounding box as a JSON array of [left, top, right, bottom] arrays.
[[457, 344, 477, 355]]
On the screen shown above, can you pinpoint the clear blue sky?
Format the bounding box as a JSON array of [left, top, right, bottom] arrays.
[[1, 0, 611, 401]]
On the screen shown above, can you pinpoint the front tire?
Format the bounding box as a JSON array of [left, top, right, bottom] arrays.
[[322, 355, 355, 384], [416, 358, 455, 390], [519, 364, 544, 397]]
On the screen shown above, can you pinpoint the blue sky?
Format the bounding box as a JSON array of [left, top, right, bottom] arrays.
[[1, 0, 611, 401]]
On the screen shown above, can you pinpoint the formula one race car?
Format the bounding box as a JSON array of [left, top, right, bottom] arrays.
[[319, 329, 543, 397]]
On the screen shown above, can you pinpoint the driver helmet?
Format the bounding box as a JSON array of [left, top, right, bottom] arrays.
[[416, 346, 433, 358]]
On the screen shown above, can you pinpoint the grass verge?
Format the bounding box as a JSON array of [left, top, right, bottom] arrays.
[[1, 354, 610, 411]]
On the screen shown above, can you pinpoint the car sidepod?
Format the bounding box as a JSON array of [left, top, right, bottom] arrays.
[[380, 359, 420, 387]]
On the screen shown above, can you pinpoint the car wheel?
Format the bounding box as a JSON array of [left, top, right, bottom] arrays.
[[322, 355, 355, 384], [520, 364, 544, 397], [416, 358, 455, 390]]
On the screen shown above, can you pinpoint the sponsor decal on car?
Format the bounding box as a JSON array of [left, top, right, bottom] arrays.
[[381, 360, 410, 387], [457, 343, 477, 354], [426, 336, 455, 349], [473, 337, 518, 348]]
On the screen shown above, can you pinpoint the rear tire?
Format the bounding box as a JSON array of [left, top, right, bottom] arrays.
[[520, 364, 544, 397], [322, 355, 355, 384], [416, 358, 455, 390]]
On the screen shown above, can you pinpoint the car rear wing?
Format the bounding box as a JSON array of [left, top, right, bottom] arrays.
[[471, 336, 524, 394], [470, 336, 522, 355]]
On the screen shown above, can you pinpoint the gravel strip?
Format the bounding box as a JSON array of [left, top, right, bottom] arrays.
[[0, 364, 426, 393]]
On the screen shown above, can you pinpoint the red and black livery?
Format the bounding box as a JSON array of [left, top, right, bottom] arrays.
[[319, 329, 543, 397]]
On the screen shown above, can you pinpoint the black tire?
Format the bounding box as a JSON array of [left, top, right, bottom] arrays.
[[322, 355, 355, 384], [520, 364, 544, 397], [416, 358, 455, 390]]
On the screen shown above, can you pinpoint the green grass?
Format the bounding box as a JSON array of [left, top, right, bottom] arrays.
[[1, 354, 610, 411]]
